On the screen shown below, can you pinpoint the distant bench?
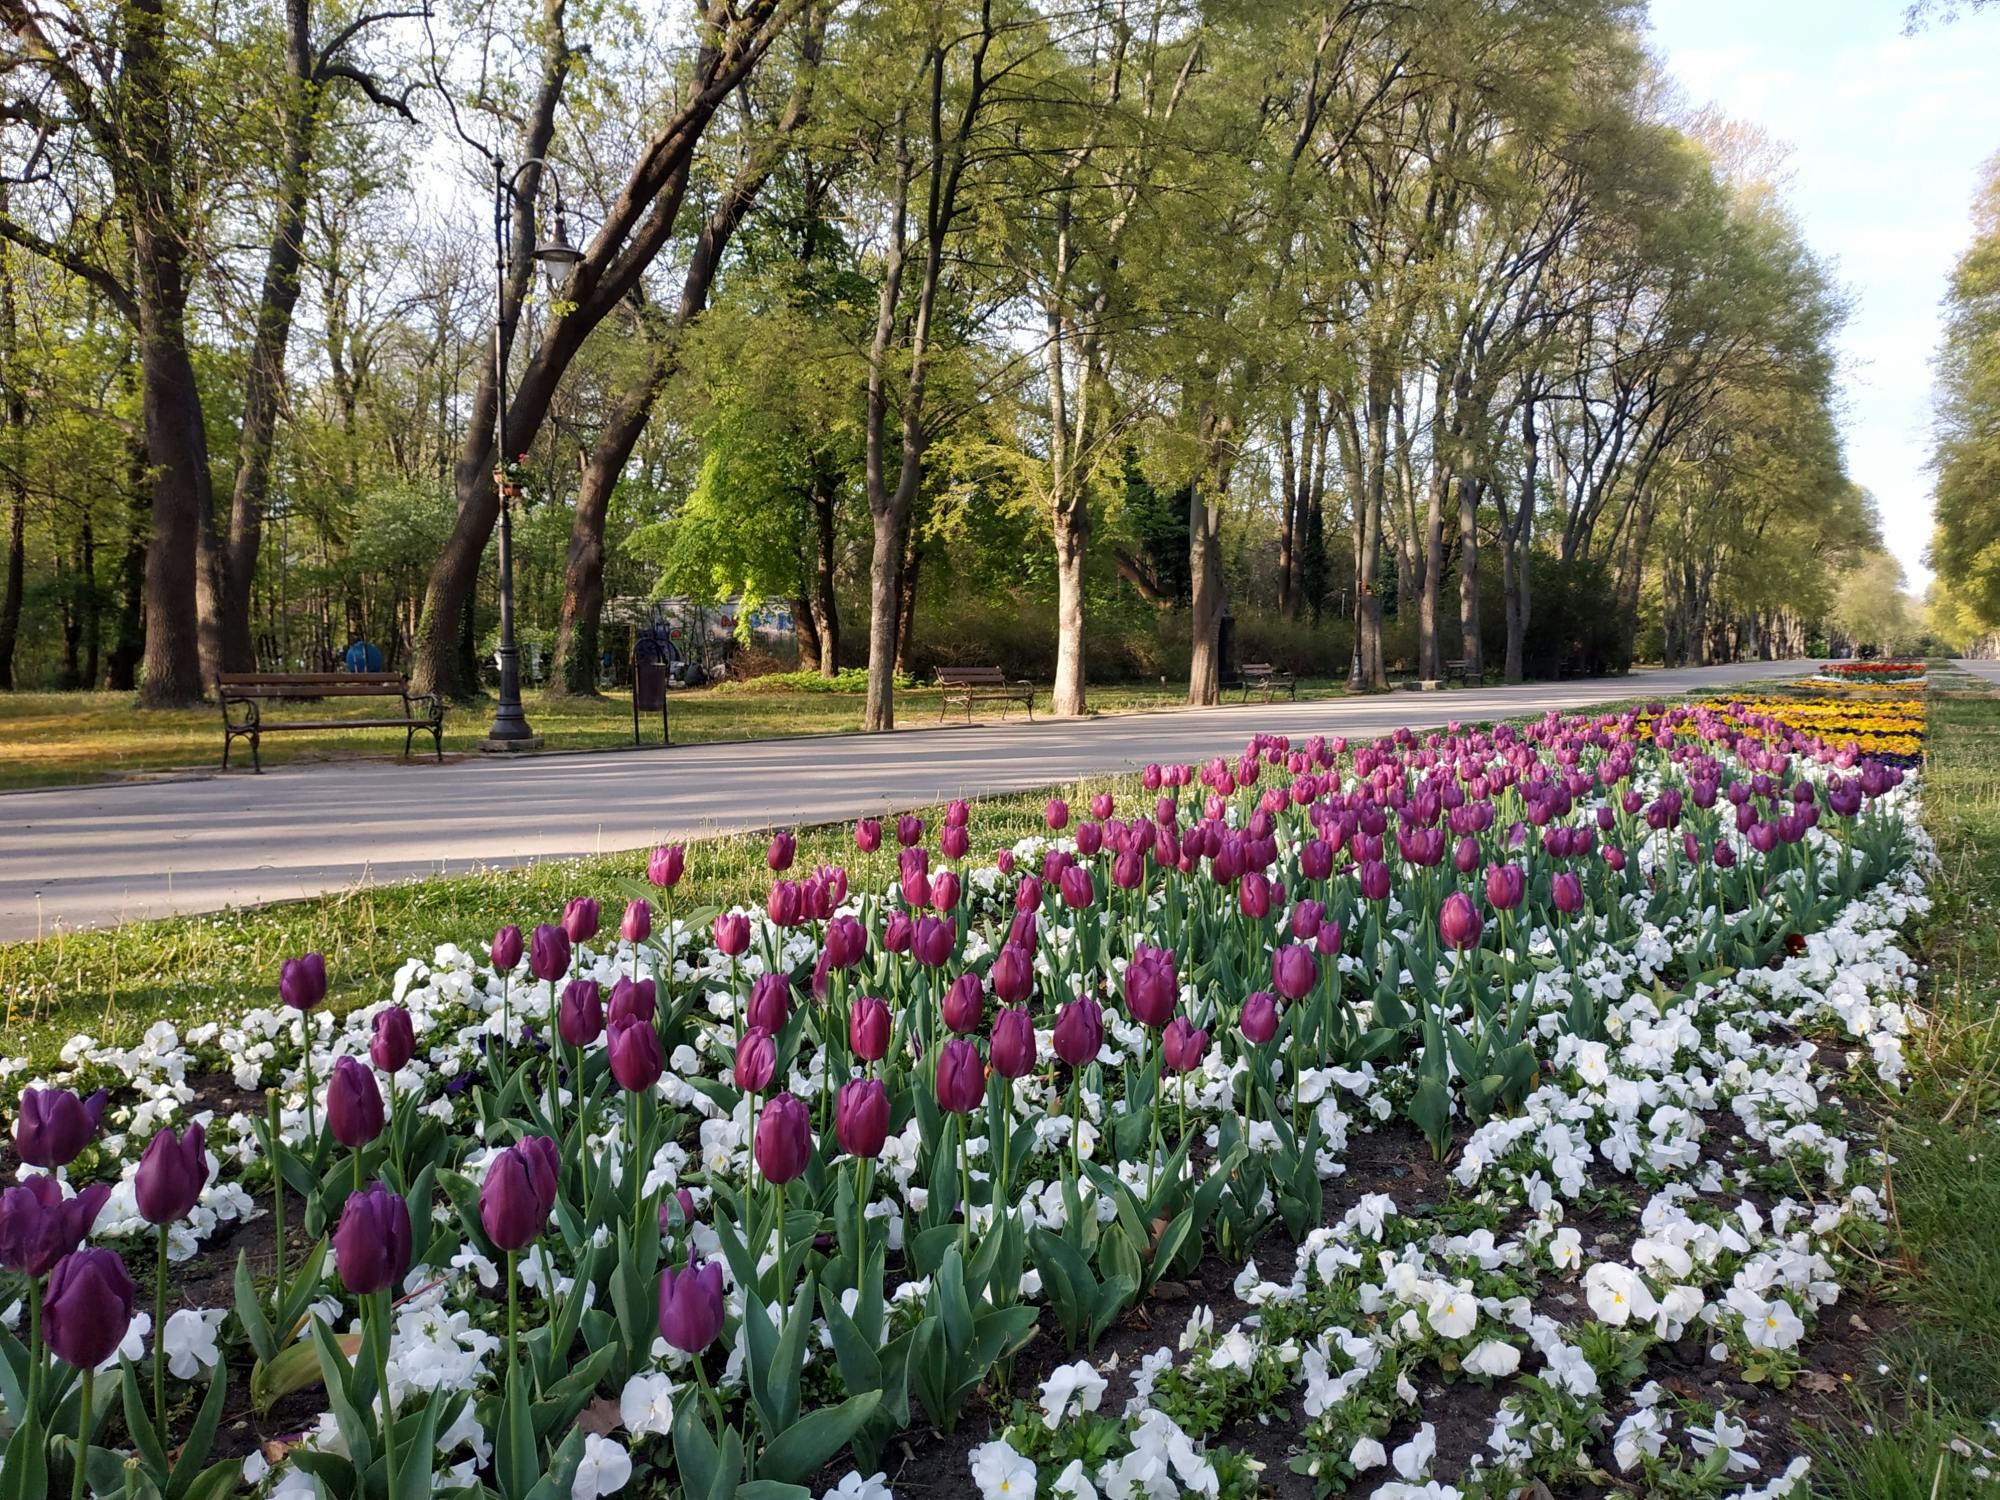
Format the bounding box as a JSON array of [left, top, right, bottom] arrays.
[[1238, 662, 1297, 702], [936, 666, 1035, 722], [218, 672, 444, 773]]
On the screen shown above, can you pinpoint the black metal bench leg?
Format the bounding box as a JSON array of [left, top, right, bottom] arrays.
[[251, 733, 261, 774], [433, 724, 443, 762]]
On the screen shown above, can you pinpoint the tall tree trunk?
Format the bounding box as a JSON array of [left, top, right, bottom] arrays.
[[1457, 475, 1482, 678], [1350, 379, 1390, 690], [105, 425, 149, 691], [1187, 408, 1233, 706], [808, 463, 840, 675], [1504, 399, 1536, 683], [894, 530, 921, 680], [792, 591, 819, 671], [0, 484, 20, 691], [1418, 458, 1446, 681], [1052, 497, 1087, 713], [0, 208, 22, 691], [80, 517, 98, 686]]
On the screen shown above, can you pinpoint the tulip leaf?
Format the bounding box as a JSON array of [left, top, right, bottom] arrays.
[[818, 1288, 882, 1395], [767, 1268, 818, 1434], [178, 1461, 243, 1500], [289, 1451, 356, 1494], [167, 1363, 229, 1500], [495, 1359, 538, 1500], [934, 1250, 973, 1355], [118, 1359, 171, 1482], [736, 1483, 812, 1500], [754, 1391, 882, 1486], [671, 1391, 722, 1500], [739, 1289, 781, 1432], [0, 1402, 46, 1500], [250, 1341, 323, 1415], [309, 1316, 373, 1477], [521, 1424, 588, 1500], [389, 1391, 447, 1500], [232, 1251, 277, 1365]]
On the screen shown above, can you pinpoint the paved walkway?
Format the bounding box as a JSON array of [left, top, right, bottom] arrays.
[[1953, 657, 2000, 687], [0, 659, 1810, 940]]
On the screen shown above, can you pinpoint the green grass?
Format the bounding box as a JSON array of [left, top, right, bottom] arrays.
[[1808, 664, 2000, 1495], [0, 678, 1347, 790]]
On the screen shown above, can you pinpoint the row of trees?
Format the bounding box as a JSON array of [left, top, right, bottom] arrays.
[[0, 0, 1904, 714], [1930, 149, 2000, 656]]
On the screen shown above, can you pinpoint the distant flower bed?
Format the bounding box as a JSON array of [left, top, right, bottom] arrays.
[[1816, 661, 1926, 684], [1687, 694, 1926, 765]]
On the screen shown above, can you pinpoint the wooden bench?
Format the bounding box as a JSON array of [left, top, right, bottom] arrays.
[[1443, 659, 1474, 686], [936, 666, 1034, 722], [1238, 662, 1297, 702], [217, 672, 444, 773]]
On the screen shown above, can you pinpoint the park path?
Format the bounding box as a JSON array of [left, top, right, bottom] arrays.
[[0, 659, 1809, 941], [1953, 657, 2000, 687]]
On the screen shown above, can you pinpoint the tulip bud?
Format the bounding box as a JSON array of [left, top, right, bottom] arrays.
[[134, 1122, 209, 1227], [1059, 864, 1095, 910], [1438, 891, 1482, 951], [658, 1254, 725, 1353], [1161, 1017, 1209, 1074], [734, 1027, 777, 1095], [480, 1139, 555, 1251], [1484, 863, 1525, 912], [607, 1016, 665, 1093], [854, 818, 883, 853], [941, 825, 971, 860], [1271, 943, 1317, 1000], [280, 952, 328, 1012], [935, 1038, 985, 1113], [895, 814, 925, 848], [835, 1078, 890, 1159], [0, 1178, 110, 1278], [942, 972, 984, 1034], [12, 1087, 108, 1170], [608, 976, 655, 1029], [326, 1056, 385, 1149], [1053, 997, 1104, 1067], [559, 979, 605, 1047], [42, 1247, 136, 1369], [824, 915, 867, 971], [912, 914, 955, 967], [491, 924, 525, 972], [990, 1006, 1036, 1078], [1551, 872, 1584, 915], [746, 973, 792, 1034], [647, 844, 686, 889], [932, 870, 962, 912], [755, 1092, 812, 1183], [766, 880, 803, 928], [622, 899, 652, 945], [767, 831, 797, 872], [562, 897, 600, 945], [370, 1006, 417, 1074], [989, 944, 1034, 1005], [334, 1180, 412, 1296], [1240, 992, 1280, 1046], [849, 996, 891, 1061], [1124, 945, 1178, 1028], [529, 923, 571, 983]]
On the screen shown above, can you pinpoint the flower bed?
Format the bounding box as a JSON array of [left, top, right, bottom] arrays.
[[1687, 694, 1925, 765], [0, 700, 1933, 1500], [1811, 661, 1926, 686]]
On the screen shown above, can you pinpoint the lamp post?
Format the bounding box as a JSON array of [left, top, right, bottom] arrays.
[[481, 156, 582, 753]]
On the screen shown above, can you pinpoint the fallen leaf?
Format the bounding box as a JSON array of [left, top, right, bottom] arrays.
[[577, 1397, 623, 1436], [1795, 1370, 1841, 1393]]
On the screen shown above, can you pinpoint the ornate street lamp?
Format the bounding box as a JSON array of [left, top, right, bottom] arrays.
[[481, 157, 582, 753]]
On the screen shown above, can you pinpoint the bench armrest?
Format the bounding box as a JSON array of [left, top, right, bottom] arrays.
[[403, 689, 445, 724]]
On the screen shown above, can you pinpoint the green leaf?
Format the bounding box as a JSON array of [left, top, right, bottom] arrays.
[[494, 1358, 538, 1500], [0, 1401, 47, 1500], [119, 1359, 171, 1481], [308, 1316, 373, 1477], [233, 1252, 276, 1365], [755, 1391, 882, 1485], [251, 1342, 323, 1416], [166, 1362, 228, 1500], [672, 1390, 721, 1500]]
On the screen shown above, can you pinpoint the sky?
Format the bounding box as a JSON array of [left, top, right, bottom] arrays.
[[1647, 0, 2000, 592]]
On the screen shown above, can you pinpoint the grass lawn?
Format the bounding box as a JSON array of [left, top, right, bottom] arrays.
[[0, 678, 1347, 790]]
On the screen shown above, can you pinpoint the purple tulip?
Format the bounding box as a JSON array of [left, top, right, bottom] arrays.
[[608, 976, 656, 1029], [1271, 943, 1317, 1001], [42, 1247, 136, 1369], [647, 844, 686, 889], [562, 898, 601, 946], [1551, 872, 1584, 915], [734, 1028, 777, 1095], [1124, 945, 1178, 1028], [1053, 997, 1104, 1067], [990, 1007, 1036, 1079], [912, 914, 955, 968], [12, 1088, 108, 1169], [658, 1253, 726, 1353], [1240, 992, 1280, 1046], [370, 1007, 417, 1074], [279, 952, 328, 1011], [480, 1138, 557, 1251], [1438, 891, 1482, 951], [492, 924, 525, 972], [935, 1038, 986, 1113], [755, 1092, 811, 1184], [607, 1016, 665, 1093], [896, 814, 925, 848], [767, 831, 797, 872], [0, 1178, 111, 1278], [621, 899, 652, 945], [559, 980, 605, 1047], [529, 923, 572, 983], [941, 825, 971, 860], [1161, 1017, 1208, 1074], [942, 972, 984, 1035], [1058, 864, 1095, 910], [989, 944, 1034, 1005], [849, 996, 891, 1061], [1484, 863, 1525, 911], [854, 818, 883, 853], [1045, 798, 1070, 831], [134, 1122, 209, 1225], [767, 880, 804, 928], [334, 1180, 412, 1296], [713, 912, 752, 957], [1359, 860, 1392, 902], [326, 1056, 385, 1149], [1238, 871, 1272, 919], [747, 973, 792, 1035], [932, 870, 962, 912], [835, 1078, 890, 1159], [824, 915, 867, 971]]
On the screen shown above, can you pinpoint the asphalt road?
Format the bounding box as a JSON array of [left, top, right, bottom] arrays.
[[0, 659, 1811, 940]]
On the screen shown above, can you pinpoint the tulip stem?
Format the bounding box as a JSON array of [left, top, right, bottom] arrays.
[[957, 1126, 972, 1251], [70, 1364, 91, 1500], [505, 1250, 519, 1369], [372, 1291, 398, 1500], [25, 1279, 39, 1419], [153, 1222, 169, 1434], [299, 1012, 317, 1149], [690, 1349, 727, 1438], [267, 1089, 287, 1299], [1069, 1073, 1083, 1180], [773, 1180, 789, 1292]]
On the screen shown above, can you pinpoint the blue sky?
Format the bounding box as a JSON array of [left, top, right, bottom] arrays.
[[1648, 0, 2000, 591]]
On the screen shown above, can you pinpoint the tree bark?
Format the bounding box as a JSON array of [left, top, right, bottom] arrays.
[[0, 208, 22, 691], [105, 425, 149, 691], [894, 528, 921, 679], [1187, 406, 1233, 706], [1457, 475, 1482, 678], [808, 462, 840, 675]]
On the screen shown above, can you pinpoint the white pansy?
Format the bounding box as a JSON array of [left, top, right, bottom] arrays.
[[1392, 1422, 1437, 1481], [821, 1472, 893, 1500], [618, 1371, 679, 1437], [1461, 1339, 1520, 1378], [162, 1308, 223, 1379], [1038, 1359, 1107, 1428], [571, 1435, 632, 1500], [969, 1439, 1037, 1500], [1425, 1286, 1477, 1340]]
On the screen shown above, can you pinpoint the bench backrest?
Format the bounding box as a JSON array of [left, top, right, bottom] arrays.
[[936, 666, 1008, 685], [219, 672, 411, 699], [1240, 662, 1275, 677]]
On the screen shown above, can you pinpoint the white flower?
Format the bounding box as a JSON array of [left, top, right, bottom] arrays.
[[1207, 1329, 1258, 1375], [618, 1371, 679, 1438], [1039, 1359, 1108, 1428], [1051, 1459, 1097, 1500], [1573, 1040, 1610, 1085], [572, 1435, 632, 1500], [1349, 1436, 1387, 1471], [1425, 1287, 1477, 1340], [1688, 1410, 1758, 1474], [1549, 1226, 1583, 1271], [1392, 1422, 1436, 1481], [1584, 1263, 1656, 1327], [1743, 1295, 1805, 1351], [1461, 1339, 1520, 1379], [162, 1309, 223, 1379], [821, 1472, 893, 1500], [969, 1439, 1037, 1500]]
